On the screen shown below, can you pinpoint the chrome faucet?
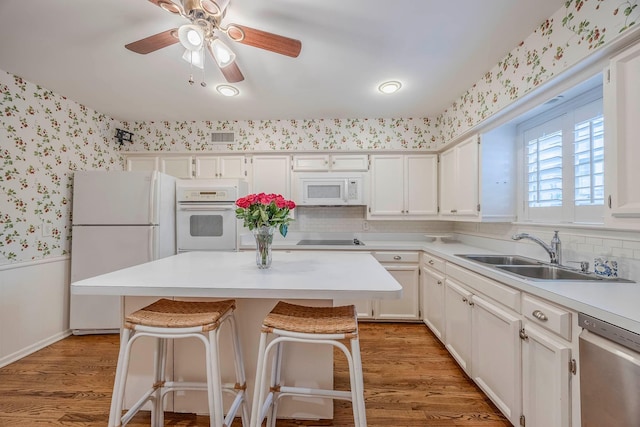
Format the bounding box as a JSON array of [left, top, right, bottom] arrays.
[[512, 231, 562, 265]]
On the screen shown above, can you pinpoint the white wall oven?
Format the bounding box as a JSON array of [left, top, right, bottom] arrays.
[[176, 180, 246, 252]]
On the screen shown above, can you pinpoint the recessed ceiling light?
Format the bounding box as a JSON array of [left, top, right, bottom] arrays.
[[216, 85, 239, 97], [378, 81, 402, 94]]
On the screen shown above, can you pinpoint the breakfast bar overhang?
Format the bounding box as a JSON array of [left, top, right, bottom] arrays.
[[71, 251, 402, 420]]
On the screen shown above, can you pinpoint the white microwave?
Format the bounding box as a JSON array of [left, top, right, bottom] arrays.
[[296, 173, 365, 205]]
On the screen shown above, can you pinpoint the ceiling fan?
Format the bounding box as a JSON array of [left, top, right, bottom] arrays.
[[125, 0, 302, 84]]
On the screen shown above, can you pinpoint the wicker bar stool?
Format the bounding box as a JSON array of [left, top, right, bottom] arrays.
[[108, 298, 249, 427], [250, 301, 366, 427]]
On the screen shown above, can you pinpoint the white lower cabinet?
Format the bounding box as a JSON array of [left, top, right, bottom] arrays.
[[335, 251, 420, 321], [444, 278, 473, 374], [422, 265, 445, 341], [521, 323, 572, 427], [471, 295, 522, 425]]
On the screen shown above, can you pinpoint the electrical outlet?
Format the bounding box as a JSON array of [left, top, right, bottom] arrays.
[[362, 221, 369, 231], [42, 222, 53, 237]]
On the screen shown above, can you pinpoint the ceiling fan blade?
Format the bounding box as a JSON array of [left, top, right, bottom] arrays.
[[125, 29, 179, 54], [226, 24, 302, 58], [220, 61, 245, 83], [148, 0, 184, 15]]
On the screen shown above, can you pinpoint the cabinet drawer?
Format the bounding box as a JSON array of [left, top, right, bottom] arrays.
[[522, 294, 572, 341], [446, 263, 520, 312], [373, 251, 420, 263], [422, 252, 445, 272]]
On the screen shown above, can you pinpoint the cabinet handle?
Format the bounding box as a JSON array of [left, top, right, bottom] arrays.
[[462, 297, 468, 303], [608, 195, 612, 209], [468, 300, 474, 306], [451, 209, 457, 213], [428, 260, 434, 265], [437, 280, 442, 285], [393, 255, 402, 260], [532, 310, 548, 321]]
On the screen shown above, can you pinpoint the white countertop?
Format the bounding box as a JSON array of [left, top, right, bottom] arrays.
[[242, 232, 640, 334], [71, 251, 403, 300]]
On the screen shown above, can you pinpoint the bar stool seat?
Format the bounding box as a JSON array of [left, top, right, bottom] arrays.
[[108, 298, 249, 427], [250, 301, 366, 427]]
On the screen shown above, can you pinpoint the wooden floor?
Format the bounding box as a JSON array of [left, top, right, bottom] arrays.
[[0, 323, 511, 426]]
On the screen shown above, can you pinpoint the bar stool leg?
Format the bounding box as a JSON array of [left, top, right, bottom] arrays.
[[205, 329, 226, 427], [152, 338, 169, 427], [351, 336, 367, 427], [228, 315, 250, 427], [250, 331, 270, 427], [109, 329, 136, 427], [265, 341, 284, 427]]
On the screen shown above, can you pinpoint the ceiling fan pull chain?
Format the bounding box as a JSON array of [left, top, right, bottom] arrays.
[[200, 49, 207, 87], [188, 50, 195, 85]]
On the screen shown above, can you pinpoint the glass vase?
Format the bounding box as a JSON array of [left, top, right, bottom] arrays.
[[253, 226, 275, 269]]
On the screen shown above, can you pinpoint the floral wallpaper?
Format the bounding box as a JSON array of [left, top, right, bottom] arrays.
[[120, 117, 436, 152], [0, 72, 122, 264], [436, 0, 639, 143], [2, 0, 639, 264]]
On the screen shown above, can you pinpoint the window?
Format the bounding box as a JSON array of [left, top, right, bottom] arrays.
[[518, 87, 604, 223]]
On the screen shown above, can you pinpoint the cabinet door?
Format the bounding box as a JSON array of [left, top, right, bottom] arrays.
[[422, 266, 445, 341], [369, 155, 404, 216], [126, 156, 158, 172], [292, 155, 330, 171], [331, 154, 369, 171], [522, 324, 571, 427], [334, 298, 374, 320], [195, 157, 220, 179], [439, 148, 457, 216], [444, 279, 473, 374], [604, 41, 640, 225], [251, 155, 291, 198], [455, 136, 479, 217], [161, 157, 193, 179], [405, 155, 438, 217], [471, 295, 521, 425], [375, 264, 420, 320], [219, 156, 246, 179]]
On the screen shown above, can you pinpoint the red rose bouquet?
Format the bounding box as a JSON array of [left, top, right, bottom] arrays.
[[235, 193, 296, 237]]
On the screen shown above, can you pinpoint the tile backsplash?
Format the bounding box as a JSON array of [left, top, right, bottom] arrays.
[[290, 206, 454, 234]]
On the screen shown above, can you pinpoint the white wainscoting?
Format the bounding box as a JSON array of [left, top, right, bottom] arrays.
[[0, 256, 72, 368]]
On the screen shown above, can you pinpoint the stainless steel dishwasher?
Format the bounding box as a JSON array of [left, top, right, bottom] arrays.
[[579, 312, 640, 426]]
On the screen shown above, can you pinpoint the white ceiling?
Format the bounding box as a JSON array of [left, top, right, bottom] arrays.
[[0, 0, 565, 122]]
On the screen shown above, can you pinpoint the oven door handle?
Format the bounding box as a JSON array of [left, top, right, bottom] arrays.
[[178, 205, 236, 211]]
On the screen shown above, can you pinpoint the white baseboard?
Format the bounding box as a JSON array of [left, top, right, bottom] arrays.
[[0, 329, 72, 368]]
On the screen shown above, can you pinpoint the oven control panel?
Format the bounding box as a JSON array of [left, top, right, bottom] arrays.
[[178, 187, 238, 202]]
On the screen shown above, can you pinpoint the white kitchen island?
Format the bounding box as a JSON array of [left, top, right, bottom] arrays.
[[71, 251, 402, 421]]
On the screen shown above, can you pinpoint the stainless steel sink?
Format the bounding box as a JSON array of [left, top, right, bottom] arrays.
[[457, 254, 542, 266], [457, 254, 635, 282], [496, 265, 635, 282]]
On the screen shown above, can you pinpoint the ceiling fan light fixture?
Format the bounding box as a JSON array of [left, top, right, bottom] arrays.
[[178, 24, 205, 51], [216, 85, 239, 97], [209, 38, 236, 68], [158, 0, 182, 14], [378, 80, 402, 94], [182, 48, 205, 69], [199, 0, 229, 16]]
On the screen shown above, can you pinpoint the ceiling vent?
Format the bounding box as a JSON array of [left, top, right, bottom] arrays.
[[210, 132, 235, 144]]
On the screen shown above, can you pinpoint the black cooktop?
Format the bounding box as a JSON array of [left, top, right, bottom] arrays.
[[297, 239, 364, 246]]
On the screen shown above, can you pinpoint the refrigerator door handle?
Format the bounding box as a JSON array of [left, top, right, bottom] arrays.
[[149, 171, 158, 224], [150, 226, 159, 260]]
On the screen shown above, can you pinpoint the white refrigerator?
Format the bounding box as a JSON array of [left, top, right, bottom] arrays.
[[70, 170, 176, 334]]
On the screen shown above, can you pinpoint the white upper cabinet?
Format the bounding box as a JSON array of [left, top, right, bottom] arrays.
[[161, 156, 193, 179], [292, 154, 368, 171], [250, 155, 291, 199], [126, 156, 158, 173], [369, 154, 438, 219], [195, 155, 246, 179], [440, 135, 479, 219], [604, 41, 640, 228], [439, 131, 515, 222]]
